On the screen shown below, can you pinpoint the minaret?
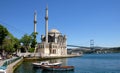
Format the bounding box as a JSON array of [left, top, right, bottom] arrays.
[[34, 11, 37, 33], [45, 6, 48, 43]]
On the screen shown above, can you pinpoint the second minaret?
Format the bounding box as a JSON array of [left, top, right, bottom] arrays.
[[45, 6, 48, 43], [34, 11, 37, 33]]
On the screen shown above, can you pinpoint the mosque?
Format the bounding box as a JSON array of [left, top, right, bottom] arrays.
[[33, 6, 67, 57]]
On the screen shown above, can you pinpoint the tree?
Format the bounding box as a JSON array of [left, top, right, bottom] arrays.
[[13, 38, 21, 53], [0, 24, 21, 57], [2, 32, 20, 54], [0, 24, 9, 49], [2, 38, 14, 53], [20, 34, 32, 52], [31, 32, 38, 48]]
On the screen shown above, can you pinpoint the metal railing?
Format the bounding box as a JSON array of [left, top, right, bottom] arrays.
[[2, 57, 21, 67]]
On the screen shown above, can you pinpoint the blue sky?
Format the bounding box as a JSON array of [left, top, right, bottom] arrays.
[[0, 0, 120, 47]]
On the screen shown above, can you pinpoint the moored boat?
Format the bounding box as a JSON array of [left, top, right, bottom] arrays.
[[32, 61, 62, 67], [42, 65, 74, 71]]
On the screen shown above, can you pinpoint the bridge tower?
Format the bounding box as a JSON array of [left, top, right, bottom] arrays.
[[90, 39, 94, 50]]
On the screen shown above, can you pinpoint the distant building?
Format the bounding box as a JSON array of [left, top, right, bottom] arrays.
[[37, 6, 67, 57]]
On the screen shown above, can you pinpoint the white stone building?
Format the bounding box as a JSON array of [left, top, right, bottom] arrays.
[[37, 6, 67, 57]]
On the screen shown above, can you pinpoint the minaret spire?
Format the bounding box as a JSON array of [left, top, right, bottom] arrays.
[[45, 6, 48, 43], [34, 10, 37, 33]]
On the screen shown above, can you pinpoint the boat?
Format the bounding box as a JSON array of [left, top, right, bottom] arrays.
[[32, 61, 62, 67], [0, 66, 6, 73], [42, 65, 74, 71]]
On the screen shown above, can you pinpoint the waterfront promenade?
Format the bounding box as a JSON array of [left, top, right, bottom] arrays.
[[6, 57, 23, 73], [0, 57, 23, 73]]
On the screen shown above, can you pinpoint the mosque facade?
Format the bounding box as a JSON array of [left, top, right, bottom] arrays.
[[36, 7, 67, 57]]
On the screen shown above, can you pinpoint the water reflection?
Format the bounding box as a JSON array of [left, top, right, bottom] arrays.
[[33, 68, 42, 73], [42, 70, 74, 73], [33, 67, 74, 73]]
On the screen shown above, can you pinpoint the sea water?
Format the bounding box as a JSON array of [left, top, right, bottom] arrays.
[[14, 53, 120, 73]]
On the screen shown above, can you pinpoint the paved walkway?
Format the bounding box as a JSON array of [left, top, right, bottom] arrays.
[[0, 57, 23, 73], [6, 57, 23, 73]]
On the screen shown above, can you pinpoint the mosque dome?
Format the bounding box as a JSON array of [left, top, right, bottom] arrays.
[[49, 29, 60, 33], [48, 29, 61, 37]]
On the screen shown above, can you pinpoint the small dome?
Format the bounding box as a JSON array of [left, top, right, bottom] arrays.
[[49, 29, 60, 33]]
